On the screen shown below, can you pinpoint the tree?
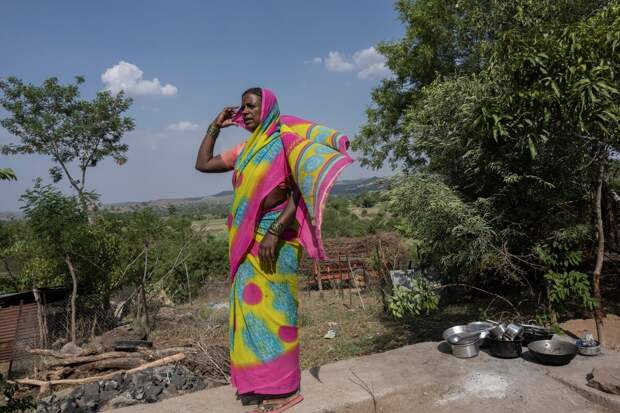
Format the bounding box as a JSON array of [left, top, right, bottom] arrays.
[[0, 76, 135, 212], [0, 168, 16, 181], [355, 0, 620, 337], [20, 180, 90, 343]]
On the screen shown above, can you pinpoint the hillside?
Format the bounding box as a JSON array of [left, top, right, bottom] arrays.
[[0, 176, 389, 219]]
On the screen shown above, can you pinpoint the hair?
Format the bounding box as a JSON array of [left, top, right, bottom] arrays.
[[242, 87, 262, 98]]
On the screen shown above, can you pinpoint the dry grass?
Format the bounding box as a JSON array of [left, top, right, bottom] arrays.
[[147, 286, 486, 377]]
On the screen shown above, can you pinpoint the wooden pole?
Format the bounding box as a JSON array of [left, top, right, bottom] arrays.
[[8, 299, 24, 378], [347, 256, 366, 310]]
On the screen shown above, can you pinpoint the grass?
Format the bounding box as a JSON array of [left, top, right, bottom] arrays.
[[149, 286, 489, 374]]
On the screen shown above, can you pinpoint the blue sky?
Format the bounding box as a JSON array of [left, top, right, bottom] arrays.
[[0, 1, 402, 211]]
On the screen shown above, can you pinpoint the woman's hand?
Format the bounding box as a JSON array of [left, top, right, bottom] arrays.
[[213, 106, 238, 128], [258, 233, 279, 267]]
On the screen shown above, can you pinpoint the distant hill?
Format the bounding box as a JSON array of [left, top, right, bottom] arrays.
[[0, 176, 390, 219]]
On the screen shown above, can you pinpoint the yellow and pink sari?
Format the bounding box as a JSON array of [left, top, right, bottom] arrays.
[[226, 88, 352, 395]]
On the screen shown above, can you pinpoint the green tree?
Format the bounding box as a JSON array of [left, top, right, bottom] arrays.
[[0, 168, 16, 181], [20, 180, 90, 343], [0, 76, 134, 211], [355, 0, 620, 340]]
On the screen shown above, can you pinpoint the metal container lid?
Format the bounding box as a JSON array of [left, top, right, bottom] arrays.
[[448, 333, 480, 345]]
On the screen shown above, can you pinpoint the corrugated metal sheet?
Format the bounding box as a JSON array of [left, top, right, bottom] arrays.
[[0, 302, 40, 362]]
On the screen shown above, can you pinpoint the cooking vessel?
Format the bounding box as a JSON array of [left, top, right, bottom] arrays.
[[450, 338, 480, 358], [442, 325, 473, 341], [527, 340, 577, 365], [522, 328, 553, 346], [467, 322, 495, 347], [488, 337, 522, 358], [504, 323, 524, 341], [575, 339, 601, 356]]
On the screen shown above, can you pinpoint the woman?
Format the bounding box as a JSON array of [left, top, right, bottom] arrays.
[[195, 88, 352, 412]]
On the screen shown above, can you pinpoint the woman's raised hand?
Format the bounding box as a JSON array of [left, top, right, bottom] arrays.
[[214, 106, 238, 128]]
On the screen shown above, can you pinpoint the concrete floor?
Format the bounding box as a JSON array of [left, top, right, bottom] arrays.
[[111, 340, 620, 413]]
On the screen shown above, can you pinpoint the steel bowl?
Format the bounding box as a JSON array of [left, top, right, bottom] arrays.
[[442, 325, 474, 341], [576, 339, 601, 356], [528, 340, 577, 366], [467, 321, 495, 346], [490, 323, 507, 339]]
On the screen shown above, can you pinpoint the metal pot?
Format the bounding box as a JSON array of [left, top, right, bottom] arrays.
[[490, 323, 507, 339], [467, 321, 495, 347], [576, 339, 601, 356], [488, 337, 522, 358], [527, 340, 577, 365], [504, 323, 524, 341], [450, 337, 480, 358]]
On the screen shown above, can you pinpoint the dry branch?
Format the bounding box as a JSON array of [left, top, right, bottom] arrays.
[[15, 353, 186, 387], [46, 351, 138, 367]]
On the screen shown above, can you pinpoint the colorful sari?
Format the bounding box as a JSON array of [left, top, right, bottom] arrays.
[[227, 88, 352, 395]]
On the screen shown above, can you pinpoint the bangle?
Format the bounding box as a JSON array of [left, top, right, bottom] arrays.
[[207, 123, 221, 138], [268, 221, 285, 237]]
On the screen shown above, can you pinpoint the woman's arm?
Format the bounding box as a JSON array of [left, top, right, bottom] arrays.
[[195, 107, 236, 173], [258, 185, 301, 266]]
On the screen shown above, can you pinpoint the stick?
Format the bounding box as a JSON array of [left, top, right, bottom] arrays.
[[436, 283, 521, 317], [15, 353, 185, 387], [45, 351, 141, 367], [347, 256, 366, 310]]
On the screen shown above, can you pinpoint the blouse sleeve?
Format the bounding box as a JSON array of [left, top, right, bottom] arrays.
[[220, 142, 245, 169]]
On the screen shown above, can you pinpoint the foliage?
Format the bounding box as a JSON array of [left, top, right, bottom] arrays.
[[0, 373, 35, 413], [0, 168, 16, 181], [388, 278, 440, 319], [386, 174, 504, 281], [534, 225, 598, 318], [0, 76, 134, 210], [354, 0, 620, 319]]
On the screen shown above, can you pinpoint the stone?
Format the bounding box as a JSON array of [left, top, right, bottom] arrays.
[[69, 386, 84, 400], [587, 366, 620, 395], [82, 382, 100, 400], [171, 373, 186, 390], [99, 390, 117, 402], [59, 400, 77, 413], [108, 395, 139, 409], [129, 371, 152, 388], [41, 394, 57, 405], [59, 342, 83, 356], [103, 380, 119, 392], [144, 383, 164, 402]]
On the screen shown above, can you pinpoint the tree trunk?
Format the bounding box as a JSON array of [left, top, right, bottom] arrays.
[[593, 163, 606, 346], [64, 255, 78, 344]]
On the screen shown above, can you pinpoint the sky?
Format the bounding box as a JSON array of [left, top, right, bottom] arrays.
[[0, 1, 403, 212]]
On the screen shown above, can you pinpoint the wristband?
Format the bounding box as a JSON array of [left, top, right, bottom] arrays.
[[268, 221, 285, 237], [207, 123, 221, 138]]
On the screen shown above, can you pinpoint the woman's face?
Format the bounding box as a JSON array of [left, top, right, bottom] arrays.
[[241, 93, 261, 132]]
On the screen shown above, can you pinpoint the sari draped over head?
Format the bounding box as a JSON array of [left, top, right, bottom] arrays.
[[228, 88, 353, 280], [226, 88, 352, 395]]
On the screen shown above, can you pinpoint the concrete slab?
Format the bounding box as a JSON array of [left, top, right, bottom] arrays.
[[111, 341, 620, 413]]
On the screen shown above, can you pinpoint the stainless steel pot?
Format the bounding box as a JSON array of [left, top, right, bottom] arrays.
[[451, 339, 480, 358], [504, 323, 524, 340], [576, 339, 601, 356], [490, 323, 507, 339]]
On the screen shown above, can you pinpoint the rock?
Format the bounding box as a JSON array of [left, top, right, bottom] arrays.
[[69, 386, 84, 400], [101, 324, 147, 351], [99, 390, 117, 402], [144, 383, 163, 402], [41, 395, 57, 405], [52, 338, 68, 350], [59, 400, 77, 413], [171, 372, 186, 390], [587, 366, 620, 395], [82, 336, 105, 354], [82, 382, 100, 400], [108, 395, 139, 408], [83, 400, 98, 413], [129, 371, 152, 388], [59, 342, 83, 356], [102, 380, 119, 392]]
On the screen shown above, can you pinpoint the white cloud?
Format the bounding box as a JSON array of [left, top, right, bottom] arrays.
[[322, 47, 391, 79], [325, 51, 355, 72], [101, 61, 178, 96], [168, 121, 199, 131], [304, 57, 323, 65]]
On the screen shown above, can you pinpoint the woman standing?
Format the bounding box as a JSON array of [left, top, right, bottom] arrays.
[[196, 88, 352, 412]]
